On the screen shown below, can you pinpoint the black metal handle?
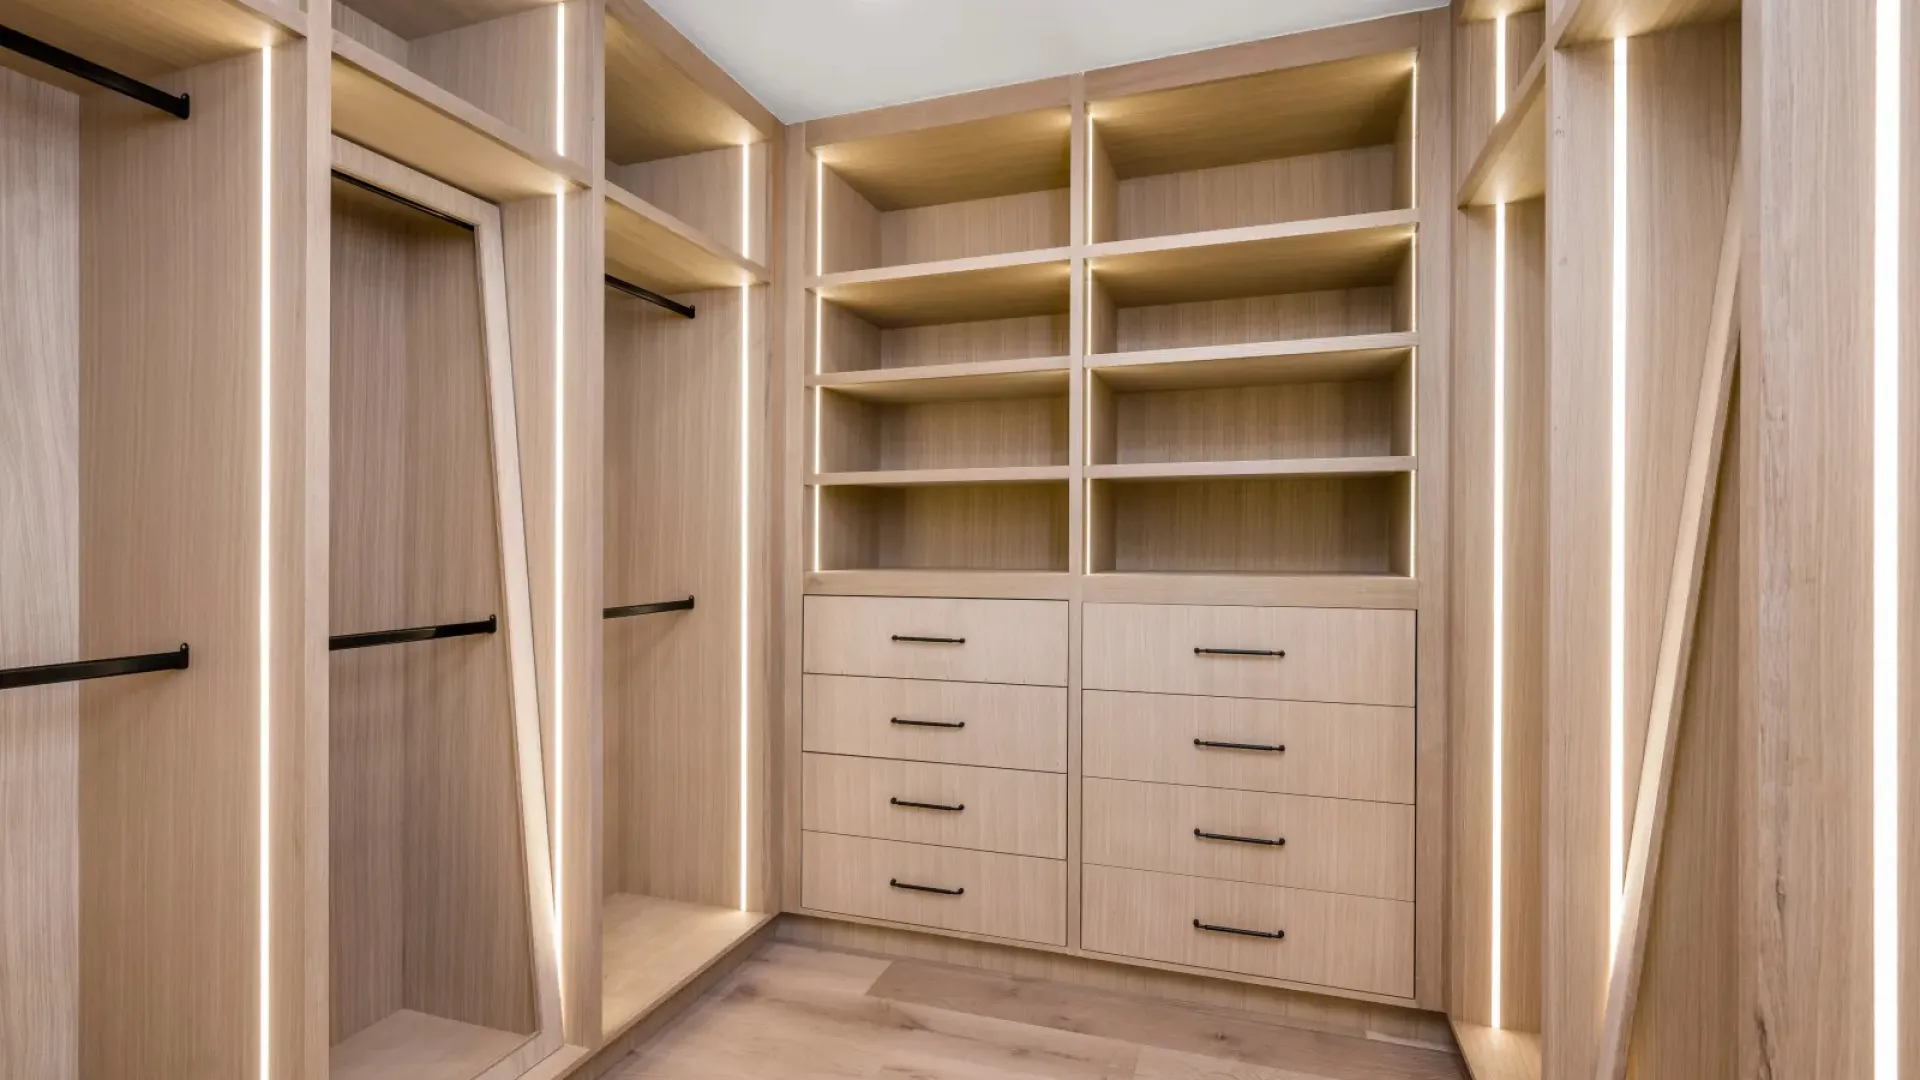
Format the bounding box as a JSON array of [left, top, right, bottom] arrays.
[[891, 797, 965, 812], [1193, 738, 1286, 753], [604, 596, 695, 619], [0, 644, 190, 692], [330, 616, 497, 652], [890, 878, 964, 896], [892, 634, 966, 645], [1194, 647, 1286, 658], [891, 717, 966, 729], [1193, 919, 1284, 940], [0, 26, 190, 119], [1194, 828, 1285, 847]]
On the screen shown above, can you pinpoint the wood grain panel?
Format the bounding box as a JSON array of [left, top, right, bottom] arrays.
[[802, 595, 1068, 686], [1083, 690, 1414, 804], [603, 7, 763, 165], [408, 3, 588, 170], [1104, 378, 1398, 464], [815, 253, 1073, 329], [0, 0, 299, 82], [604, 285, 764, 906], [803, 675, 1067, 772], [344, 0, 550, 40], [801, 832, 1067, 946], [817, 483, 1071, 573], [1083, 603, 1414, 706], [1111, 287, 1402, 353], [604, 182, 762, 295], [817, 393, 1070, 473], [1081, 865, 1413, 998], [1115, 145, 1399, 241], [599, 894, 771, 1037], [877, 314, 1070, 370], [614, 145, 765, 268], [1084, 778, 1415, 900], [877, 188, 1072, 268], [1095, 476, 1409, 576], [812, 357, 1071, 404], [0, 63, 78, 1080], [804, 754, 1066, 859], [331, 1010, 528, 1080], [1089, 212, 1417, 309], [815, 108, 1073, 211]]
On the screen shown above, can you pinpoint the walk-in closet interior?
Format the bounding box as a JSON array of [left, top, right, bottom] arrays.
[[1, 0, 1910, 1078]]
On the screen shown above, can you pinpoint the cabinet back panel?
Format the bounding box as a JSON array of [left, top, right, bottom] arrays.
[[879, 187, 1071, 267], [1099, 476, 1404, 575], [1115, 145, 1398, 241], [1111, 286, 1399, 353], [820, 484, 1069, 572], [1109, 379, 1397, 464]]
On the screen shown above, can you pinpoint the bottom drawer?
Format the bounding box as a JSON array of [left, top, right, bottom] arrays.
[[803, 832, 1066, 946], [1081, 864, 1412, 998]]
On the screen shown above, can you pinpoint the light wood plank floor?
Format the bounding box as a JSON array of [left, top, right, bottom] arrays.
[[604, 944, 1464, 1080]]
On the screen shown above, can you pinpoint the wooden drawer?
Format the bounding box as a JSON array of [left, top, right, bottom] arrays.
[[802, 832, 1066, 946], [1083, 690, 1414, 803], [804, 596, 1068, 686], [804, 754, 1066, 859], [1081, 864, 1413, 998], [805, 675, 1067, 772], [1083, 778, 1414, 900], [1083, 604, 1414, 706]]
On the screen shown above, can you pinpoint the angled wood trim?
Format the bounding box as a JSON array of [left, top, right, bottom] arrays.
[[328, 138, 566, 1078], [1083, 12, 1424, 101], [805, 76, 1075, 150], [1591, 148, 1742, 1080]]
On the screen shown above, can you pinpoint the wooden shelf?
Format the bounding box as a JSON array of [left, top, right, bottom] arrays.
[[331, 1010, 527, 1080], [809, 356, 1071, 403], [813, 250, 1074, 328], [1089, 457, 1414, 481], [604, 181, 765, 295], [601, 894, 771, 1040], [0, 0, 301, 83], [1557, 0, 1739, 45], [813, 466, 1071, 487], [604, 0, 769, 166], [804, 569, 1074, 601], [1457, 47, 1546, 208], [1090, 50, 1415, 179], [1083, 572, 1418, 609], [1091, 333, 1416, 390], [1088, 210, 1418, 308], [1451, 1020, 1542, 1080], [814, 106, 1074, 210], [331, 32, 591, 203]]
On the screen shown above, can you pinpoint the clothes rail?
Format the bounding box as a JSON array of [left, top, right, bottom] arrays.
[[0, 25, 190, 118], [0, 645, 190, 691], [330, 615, 497, 652], [604, 596, 696, 620], [605, 274, 697, 319]]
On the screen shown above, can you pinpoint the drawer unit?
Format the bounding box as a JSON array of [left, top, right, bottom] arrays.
[[804, 675, 1068, 772], [1083, 778, 1414, 900], [1081, 864, 1413, 998], [1083, 603, 1415, 706], [802, 832, 1066, 946], [804, 596, 1069, 686], [804, 754, 1066, 859], [1083, 691, 1414, 804]]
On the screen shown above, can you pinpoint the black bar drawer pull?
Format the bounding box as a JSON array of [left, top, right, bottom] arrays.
[[890, 878, 964, 896], [892, 717, 966, 729], [1194, 647, 1285, 658], [892, 634, 966, 645], [1193, 919, 1284, 940], [1194, 738, 1285, 753], [891, 797, 964, 812], [1195, 828, 1285, 847]]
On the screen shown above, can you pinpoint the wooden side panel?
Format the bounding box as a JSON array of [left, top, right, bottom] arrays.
[[0, 63, 79, 1080], [408, 2, 593, 177], [614, 144, 764, 267], [604, 284, 765, 907]]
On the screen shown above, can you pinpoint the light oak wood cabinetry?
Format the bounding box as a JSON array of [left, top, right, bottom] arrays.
[[804, 754, 1067, 859], [802, 832, 1069, 946], [803, 595, 1070, 686], [804, 674, 1069, 771]]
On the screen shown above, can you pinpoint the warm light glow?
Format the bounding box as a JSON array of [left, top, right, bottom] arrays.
[[814, 157, 824, 276], [740, 142, 753, 260], [1872, 0, 1901, 1074], [1496, 15, 1508, 119], [551, 0, 571, 1008], [257, 42, 274, 1080], [739, 145, 754, 912], [812, 157, 824, 571], [1086, 112, 1095, 240], [1491, 200, 1506, 1029], [1608, 35, 1628, 953], [554, 2, 567, 159]]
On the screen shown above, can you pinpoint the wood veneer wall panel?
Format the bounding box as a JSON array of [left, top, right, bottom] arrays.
[[817, 484, 1070, 573], [1110, 286, 1401, 353], [1100, 476, 1404, 575], [820, 165, 880, 275], [75, 44, 325, 1078], [1114, 146, 1399, 241], [604, 284, 766, 907], [879, 187, 1071, 267], [878, 314, 1069, 369], [1906, 2, 1920, 1070], [0, 63, 78, 1080], [407, 0, 595, 174], [614, 144, 766, 267], [1106, 379, 1398, 464]]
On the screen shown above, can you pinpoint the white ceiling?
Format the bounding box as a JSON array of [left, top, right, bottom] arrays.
[[646, 0, 1443, 123]]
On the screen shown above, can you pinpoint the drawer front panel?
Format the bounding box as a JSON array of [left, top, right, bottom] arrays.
[[804, 596, 1069, 686], [1083, 691, 1414, 803], [804, 754, 1066, 859], [1083, 778, 1414, 900], [1081, 864, 1413, 998], [805, 674, 1067, 772], [802, 832, 1066, 946], [1083, 604, 1414, 706]]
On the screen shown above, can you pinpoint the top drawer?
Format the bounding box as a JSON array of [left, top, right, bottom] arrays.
[[1083, 604, 1414, 706], [804, 596, 1069, 687]]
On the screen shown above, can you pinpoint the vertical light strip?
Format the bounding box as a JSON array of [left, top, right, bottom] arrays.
[[812, 157, 824, 571], [1873, 0, 1902, 1074], [1609, 34, 1628, 952], [739, 143, 754, 912], [1489, 12, 1507, 1032], [551, 0, 569, 1001], [1406, 62, 1419, 578], [256, 42, 274, 1080]]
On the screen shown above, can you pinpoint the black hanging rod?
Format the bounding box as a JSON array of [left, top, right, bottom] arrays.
[[604, 596, 695, 620], [0, 644, 189, 692], [605, 275, 696, 320], [330, 615, 496, 652], [0, 25, 190, 119], [331, 170, 474, 231]]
